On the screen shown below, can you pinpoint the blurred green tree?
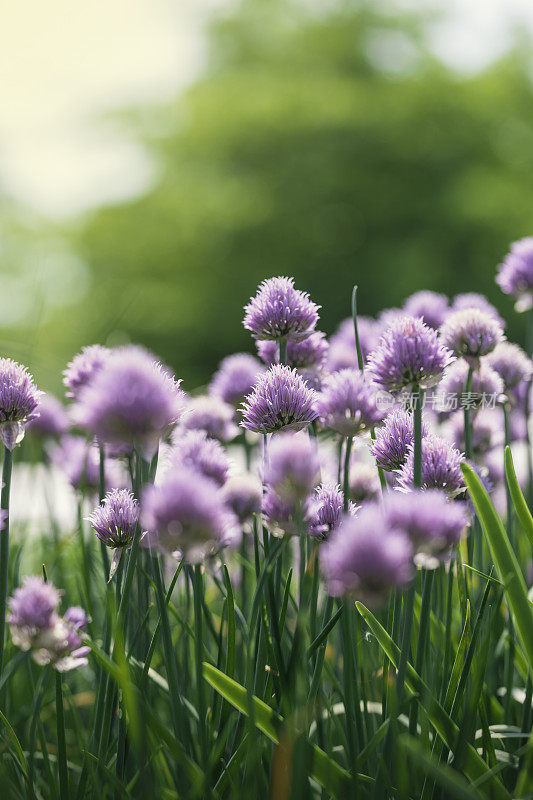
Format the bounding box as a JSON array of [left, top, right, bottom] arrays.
[[12, 0, 533, 389]]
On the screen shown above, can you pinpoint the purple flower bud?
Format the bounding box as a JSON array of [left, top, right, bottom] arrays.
[[262, 487, 301, 536], [496, 237, 533, 311], [384, 489, 468, 567], [317, 369, 384, 437], [63, 345, 110, 399], [241, 364, 318, 434], [48, 436, 127, 494], [439, 309, 505, 363], [451, 293, 505, 328], [437, 359, 504, 412], [141, 468, 238, 562], [8, 576, 60, 630], [265, 432, 320, 504], [26, 393, 69, 439], [370, 408, 429, 472], [397, 434, 464, 496], [210, 353, 264, 407], [486, 342, 533, 394], [74, 346, 186, 450], [348, 462, 381, 503], [243, 276, 320, 342], [367, 316, 453, 395], [88, 489, 139, 549], [64, 606, 88, 630], [322, 503, 413, 605], [403, 291, 449, 330], [170, 430, 230, 487], [0, 358, 42, 450], [181, 395, 238, 442], [221, 474, 262, 524], [307, 483, 354, 539]]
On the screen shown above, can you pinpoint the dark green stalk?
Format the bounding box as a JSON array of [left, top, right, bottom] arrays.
[[351, 285, 365, 373], [409, 568, 434, 734], [56, 671, 69, 800], [463, 365, 474, 460], [413, 387, 424, 488], [98, 445, 110, 580], [343, 436, 352, 511], [193, 564, 209, 769], [0, 445, 13, 677], [279, 338, 287, 365]]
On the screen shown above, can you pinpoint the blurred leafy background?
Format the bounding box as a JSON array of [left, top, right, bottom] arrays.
[[2, 0, 533, 391]]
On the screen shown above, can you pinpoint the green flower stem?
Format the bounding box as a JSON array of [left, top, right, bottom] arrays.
[[343, 435, 353, 511], [56, 671, 69, 800], [408, 568, 434, 735], [193, 564, 209, 769], [279, 338, 287, 365], [0, 445, 13, 678], [413, 387, 424, 488], [98, 445, 110, 580], [463, 365, 474, 460]]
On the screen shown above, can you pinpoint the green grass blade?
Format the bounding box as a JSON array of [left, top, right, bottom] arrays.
[[462, 462, 533, 672], [504, 445, 533, 546]]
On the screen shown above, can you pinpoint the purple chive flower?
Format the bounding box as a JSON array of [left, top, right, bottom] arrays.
[[63, 344, 110, 399], [451, 293, 505, 329], [327, 317, 380, 372], [26, 393, 70, 438], [170, 430, 230, 487], [496, 237, 533, 311], [439, 309, 505, 364], [348, 462, 381, 503], [88, 488, 139, 549], [262, 487, 302, 536], [0, 358, 42, 450], [243, 276, 320, 342], [257, 331, 329, 371], [403, 290, 449, 330], [317, 369, 385, 437], [307, 483, 354, 539], [445, 409, 497, 455], [437, 359, 504, 413], [486, 342, 533, 394], [384, 489, 468, 567], [397, 434, 464, 496], [322, 503, 413, 605], [141, 468, 238, 562], [265, 432, 320, 503], [367, 316, 453, 395], [210, 353, 264, 407], [74, 345, 185, 451], [8, 577, 89, 671], [48, 436, 127, 494], [370, 408, 429, 472], [241, 364, 318, 434], [221, 474, 262, 525], [181, 395, 238, 442]]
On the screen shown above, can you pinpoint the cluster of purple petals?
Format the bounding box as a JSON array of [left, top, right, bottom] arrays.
[[367, 316, 453, 394], [221, 474, 262, 525], [307, 483, 353, 539], [265, 432, 320, 504], [486, 342, 533, 392], [63, 345, 110, 399], [180, 395, 238, 442], [88, 488, 139, 549], [384, 490, 468, 565], [48, 436, 127, 494], [439, 309, 505, 362], [370, 408, 428, 472], [437, 359, 504, 412], [396, 434, 464, 495], [141, 468, 238, 562], [445, 409, 497, 455], [26, 393, 70, 438], [451, 293, 505, 328], [8, 577, 89, 672], [317, 369, 384, 437], [243, 276, 320, 342], [0, 358, 41, 449], [403, 291, 449, 330], [170, 430, 230, 487], [322, 503, 413, 605], [327, 316, 381, 372], [74, 345, 186, 449], [210, 353, 263, 406], [241, 364, 318, 434], [262, 487, 302, 536], [496, 237, 533, 309], [257, 330, 329, 371]]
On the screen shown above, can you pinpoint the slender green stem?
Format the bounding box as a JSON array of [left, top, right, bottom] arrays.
[[193, 564, 209, 769], [0, 446, 13, 678], [351, 285, 365, 372], [409, 568, 434, 734], [279, 338, 287, 365], [56, 671, 69, 800], [343, 435, 353, 511], [98, 445, 110, 579], [413, 387, 424, 488], [463, 365, 474, 460]]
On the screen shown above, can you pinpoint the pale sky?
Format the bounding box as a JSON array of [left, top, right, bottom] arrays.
[[0, 0, 532, 218]]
